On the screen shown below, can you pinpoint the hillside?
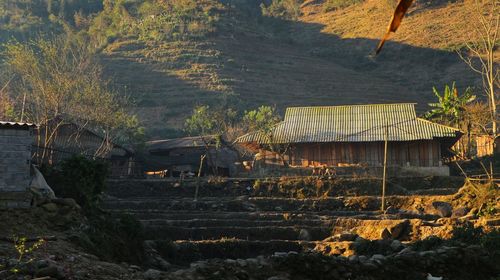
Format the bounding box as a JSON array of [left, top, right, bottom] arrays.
[[1, 0, 487, 138]]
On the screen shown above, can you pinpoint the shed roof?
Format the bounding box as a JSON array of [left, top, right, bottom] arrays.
[[0, 121, 37, 129], [147, 136, 217, 152], [237, 103, 461, 144]]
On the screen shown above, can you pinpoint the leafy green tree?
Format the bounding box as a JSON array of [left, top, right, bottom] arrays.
[[243, 106, 288, 165], [185, 105, 238, 174]]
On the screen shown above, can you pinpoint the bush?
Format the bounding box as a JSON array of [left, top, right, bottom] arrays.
[[75, 213, 145, 264], [411, 235, 444, 251], [323, 0, 364, 12], [451, 222, 484, 244], [41, 156, 109, 212], [261, 0, 301, 20]]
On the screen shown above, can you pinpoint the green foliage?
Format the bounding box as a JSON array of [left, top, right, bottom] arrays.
[[185, 105, 238, 146], [76, 213, 145, 264], [451, 222, 484, 244], [261, 0, 301, 20], [411, 235, 444, 251], [425, 82, 476, 127], [8, 237, 46, 274], [323, 0, 364, 12], [41, 156, 109, 212]]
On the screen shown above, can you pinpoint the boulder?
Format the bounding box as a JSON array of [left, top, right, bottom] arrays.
[[35, 265, 64, 279], [380, 228, 391, 240], [432, 201, 453, 217], [452, 207, 470, 218], [389, 220, 410, 240], [41, 203, 58, 213], [298, 229, 311, 241], [144, 269, 162, 280]]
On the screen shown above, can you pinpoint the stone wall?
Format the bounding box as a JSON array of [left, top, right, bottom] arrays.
[[0, 128, 33, 208]]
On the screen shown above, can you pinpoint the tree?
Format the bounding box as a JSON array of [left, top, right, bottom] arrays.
[[425, 83, 476, 157], [425, 82, 476, 127], [2, 35, 141, 161], [457, 0, 499, 138], [242, 106, 287, 165], [184, 105, 238, 175]]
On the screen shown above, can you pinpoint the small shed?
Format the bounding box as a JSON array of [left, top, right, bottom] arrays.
[[237, 104, 462, 176], [145, 136, 239, 177], [0, 121, 37, 208], [33, 120, 137, 178]]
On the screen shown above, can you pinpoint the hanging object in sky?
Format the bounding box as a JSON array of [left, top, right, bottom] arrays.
[[375, 0, 415, 55]]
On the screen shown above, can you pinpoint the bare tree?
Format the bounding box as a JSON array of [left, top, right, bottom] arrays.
[[457, 0, 499, 138], [2, 35, 140, 161]]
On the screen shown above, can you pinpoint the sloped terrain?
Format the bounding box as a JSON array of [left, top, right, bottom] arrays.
[[98, 0, 483, 138]]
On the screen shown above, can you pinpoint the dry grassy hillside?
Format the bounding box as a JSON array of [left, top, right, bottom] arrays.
[[100, 0, 483, 138]]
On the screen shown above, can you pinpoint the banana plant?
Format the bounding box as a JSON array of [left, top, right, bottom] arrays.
[[425, 82, 476, 128]]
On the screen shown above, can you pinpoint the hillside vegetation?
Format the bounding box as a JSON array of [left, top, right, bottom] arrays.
[[0, 0, 487, 138]]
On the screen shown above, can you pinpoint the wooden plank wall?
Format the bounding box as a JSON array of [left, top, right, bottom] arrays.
[[288, 141, 441, 167]]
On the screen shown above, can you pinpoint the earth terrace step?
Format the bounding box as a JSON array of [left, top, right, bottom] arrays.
[[109, 210, 381, 220], [153, 239, 357, 265], [145, 225, 332, 241], [104, 195, 453, 213], [154, 239, 319, 265], [109, 209, 439, 221], [140, 218, 333, 228]]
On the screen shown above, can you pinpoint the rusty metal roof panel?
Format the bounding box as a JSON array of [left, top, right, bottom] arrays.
[[236, 104, 461, 144], [0, 121, 37, 129]]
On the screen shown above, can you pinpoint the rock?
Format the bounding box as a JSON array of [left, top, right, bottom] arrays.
[[452, 207, 469, 218], [144, 269, 162, 280], [236, 259, 247, 267], [380, 228, 391, 240], [35, 265, 64, 279], [354, 236, 367, 243], [267, 276, 289, 280], [129, 265, 141, 271], [51, 198, 80, 210], [41, 203, 58, 213], [338, 233, 358, 242], [298, 229, 311, 241], [371, 254, 386, 264], [390, 240, 403, 251], [432, 201, 452, 218], [389, 220, 410, 240], [35, 259, 50, 269]]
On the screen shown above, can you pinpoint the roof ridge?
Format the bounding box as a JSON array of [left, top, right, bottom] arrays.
[[285, 103, 417, 110]]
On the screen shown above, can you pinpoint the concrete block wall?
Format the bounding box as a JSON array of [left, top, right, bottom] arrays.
[[0, 128, 33, 208]]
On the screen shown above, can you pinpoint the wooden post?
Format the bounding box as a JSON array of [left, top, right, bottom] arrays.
[[381, 125, 388, 213], [194, 154, 206, 202]]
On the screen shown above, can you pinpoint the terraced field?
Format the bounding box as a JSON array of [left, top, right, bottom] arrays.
[[103, 177, 466, 266]]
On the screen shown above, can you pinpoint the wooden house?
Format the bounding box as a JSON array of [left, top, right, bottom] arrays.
[[236, 104, 462, 176], [145, 136, 239, 177], [33, 120, 137, 178]]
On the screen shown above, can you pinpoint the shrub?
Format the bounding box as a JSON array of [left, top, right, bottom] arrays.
[[451, 223, 483, 244], [75, 213, 145, 264], [323, 0, 364, 12], [411, 235, 444, 251], [41, 155, 109, 212], [261, 0, 301, 20]]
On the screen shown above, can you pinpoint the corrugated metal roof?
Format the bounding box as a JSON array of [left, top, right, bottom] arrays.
[[147, 136, 217, 151], [237, 104, 461, 144], [0, 121, 37, 129]]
